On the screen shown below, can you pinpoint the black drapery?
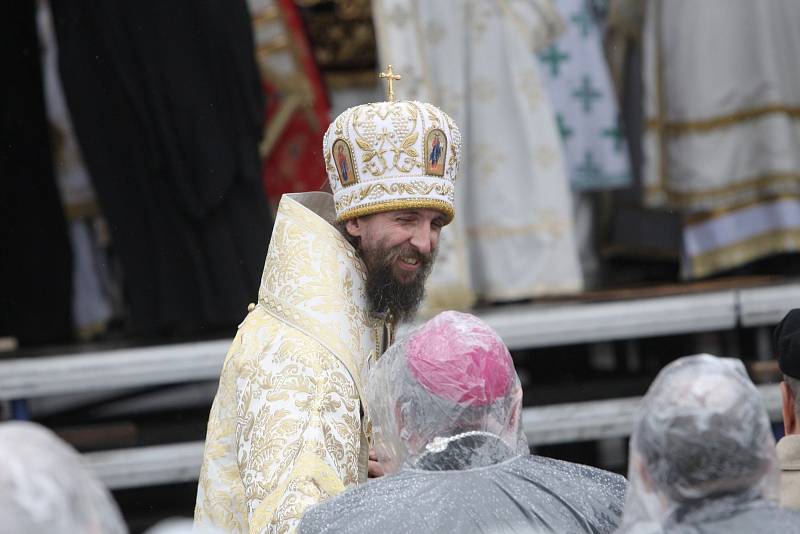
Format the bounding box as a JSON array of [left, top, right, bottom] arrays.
[[49, 0, 272, 337], [0, 0, 74, 347]]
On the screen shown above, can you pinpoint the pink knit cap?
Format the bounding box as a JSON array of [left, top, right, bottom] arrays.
[[406, 311, 514, 406]]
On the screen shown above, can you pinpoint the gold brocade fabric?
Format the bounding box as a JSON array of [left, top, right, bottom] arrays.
[[194, 192, 386, 533]]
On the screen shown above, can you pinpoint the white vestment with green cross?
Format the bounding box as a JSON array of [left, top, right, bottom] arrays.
[[373, 0, 583, 303], [538, 0, 632, 192]]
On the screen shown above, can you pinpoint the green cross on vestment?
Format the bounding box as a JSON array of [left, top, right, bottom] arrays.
[[572, 75, 602, 113], [602, 122, 624, 152], [576, 150, 603, 182], [539, 44, 570, 78], [557, 113, 574, 142], [571, 3, 594, 38]]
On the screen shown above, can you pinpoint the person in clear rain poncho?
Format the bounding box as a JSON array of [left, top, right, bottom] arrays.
[[0, 420, 128, 534], [618, 354, 800, 534], [299, 311, 626, 534]]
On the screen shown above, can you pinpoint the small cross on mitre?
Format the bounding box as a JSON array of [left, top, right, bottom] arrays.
[[379, 64, 402, 102]]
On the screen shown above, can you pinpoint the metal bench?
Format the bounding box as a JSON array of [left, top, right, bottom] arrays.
[[2, 282, 797, 489], [0, 288, 745, 402], [83, 383, 783, 490]]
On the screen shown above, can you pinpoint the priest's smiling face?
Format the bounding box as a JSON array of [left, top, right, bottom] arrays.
[[344, 209, 445, 321]]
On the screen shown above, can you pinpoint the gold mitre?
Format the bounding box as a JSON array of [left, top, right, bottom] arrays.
[[323, 66, 462, 223]]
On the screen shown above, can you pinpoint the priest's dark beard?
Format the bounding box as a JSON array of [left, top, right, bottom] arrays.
[[361, 243, 434, 323]]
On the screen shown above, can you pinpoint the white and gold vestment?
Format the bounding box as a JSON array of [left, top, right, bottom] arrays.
[[195, 192, 389, 533], [196, 85, 462, 533]]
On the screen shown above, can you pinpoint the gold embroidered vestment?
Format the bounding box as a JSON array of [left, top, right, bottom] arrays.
[[194, 192, 386, 533]]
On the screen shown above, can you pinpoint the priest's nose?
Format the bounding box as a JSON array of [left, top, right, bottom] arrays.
[[409, 224, 434, 255]]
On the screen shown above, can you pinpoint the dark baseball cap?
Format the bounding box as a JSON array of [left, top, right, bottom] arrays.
[[773, 309, 800, 379]]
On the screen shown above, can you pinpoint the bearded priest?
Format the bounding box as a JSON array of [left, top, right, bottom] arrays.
[[194, 67, 462, 534]]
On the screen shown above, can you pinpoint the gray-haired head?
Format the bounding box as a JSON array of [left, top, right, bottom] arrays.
[[619, 354, 778, 530], [635, 355, 774, 501]]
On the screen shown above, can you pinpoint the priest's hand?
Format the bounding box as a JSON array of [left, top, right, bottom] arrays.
[[368, 448, 384, 478]]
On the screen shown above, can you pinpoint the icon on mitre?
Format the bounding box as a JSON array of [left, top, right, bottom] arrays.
[[333, 138, 358, 186], [425, 128, 447, 176]]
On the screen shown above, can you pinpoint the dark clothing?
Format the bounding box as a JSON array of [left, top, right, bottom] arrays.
[[299, 452, 627, 534], [48, 0, 271, 337], [0, 0, 73, 346], [665, 497, 800, 533]]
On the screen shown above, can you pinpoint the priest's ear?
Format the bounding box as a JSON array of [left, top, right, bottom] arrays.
[[345, 217, 364, 237]]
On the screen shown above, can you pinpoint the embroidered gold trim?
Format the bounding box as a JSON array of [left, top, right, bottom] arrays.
[[689, 229, 800, 279], [336, 199, 455, 223], [646, 105, 800, 135], [684, 192, 800, 226], [645, 172, 800, 207], [335, 180, 454, 210]]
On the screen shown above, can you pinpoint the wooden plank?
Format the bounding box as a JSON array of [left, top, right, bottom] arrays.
[[738, 282, 800, 327], [84, 383, 784, 490]]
